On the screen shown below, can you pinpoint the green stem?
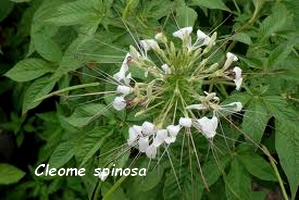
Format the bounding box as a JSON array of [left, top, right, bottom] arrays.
[[263, 146, 289, 200], [34, 82, 100, 102]]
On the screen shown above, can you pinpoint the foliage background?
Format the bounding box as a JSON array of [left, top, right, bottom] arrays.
[[0, 0, 299, 199]]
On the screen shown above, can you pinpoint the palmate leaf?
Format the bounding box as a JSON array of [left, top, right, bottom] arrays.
[[275, 119, 299, 200], [0, 164, 25, 185], [239, 154, 277, 182], [225, 158, 251, 200], [51, 36, 94, 80], [63, 103, 112, 128], [242, 97, 271, 144], [259, 3, 294, 40], [262, 96, 299, 199], [45, 0, 102, 26], [190, 0, 230, 11], [176, 6, 198, 28], [22, 75, 56, 115], [48, 139, 75, 169], [32, 31, 63, 62], [75, 126, 113, 167], [231, 33, 252, 45], [5, 58, 55, 82]]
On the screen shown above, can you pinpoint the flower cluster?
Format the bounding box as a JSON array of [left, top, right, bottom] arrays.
[[127, 122, 180, 158], [110, 26, 244, 158]]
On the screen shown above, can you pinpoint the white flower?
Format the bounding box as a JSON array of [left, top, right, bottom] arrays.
[[129, 45, 142, 60], [139, 39, 160, 52], [203, 91, 220, 101], [220, 102, 243, 112], [233, 66, 243, 90], [142, 121, 155, 135], [166, 125, 180, 137], [173, 27, 193, 40], [98, 171, 109, 181], [138, 136, 149, 152], [155, 32, 167, 43], [195, 29, 211, 46], [164, 125, 181, 144], [127, 125, 142, 146], [112, 96, 126, 111], [117, 85, 133, 96], [161, 64, 171, 74], [153, 129, 168, 147], [113, 53, 131, 83], [186, 104, 208, 110], [146, 144, 157, 158], [197, 116, 218, 139], [223, 52, 238, 70], [179, 117, 192, 128]]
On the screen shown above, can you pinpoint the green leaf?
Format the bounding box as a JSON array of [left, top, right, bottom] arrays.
[[242, 98, 270, 143], [0, 0, 14, 22], [22, 76, 56, 115], [239, 154, 277, 182], [140, 165, 164, 191], [48, 140, 75, 169], [231, 33, 252, 45], [9, 0, 31, 2], [51, 36, 87, 80], [267, 36, 298, 68], [0, 164, 25, 185], [76, 127, 112, 167], [259, 4, 293, 40], [32, 31, 63, 62], [276, 118, 299, 199], [225, 158, 251, 200], [176, 6, 198, 27], [45, 0, 101, 26], [63, 103, 111, 128], [5, 58, 54, 82], [191, 0, 230, 11]]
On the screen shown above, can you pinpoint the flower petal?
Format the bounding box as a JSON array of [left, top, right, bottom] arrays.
[[233, 67, 243, 90], [142, 121, 155, 135], [179, 117, 192, 128], [139, 39, 160, 51], [117, 85, 133, 96], [173, 27, 193, 40], [186, 104, 208, 110], [138, 136, 149, 152], [223, 52, 238, 70], [197, 116, 218, 139], [146, 144, 157, 158], [127, 125, 142, 146], [112, 96, 126, 111], [161, 64, 171, 74], [153, 129, 168, 147], [166, 125, 180, 137]]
